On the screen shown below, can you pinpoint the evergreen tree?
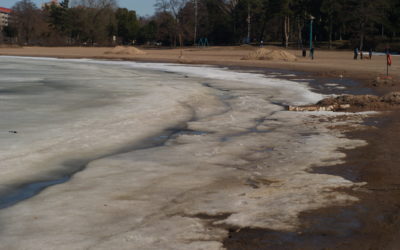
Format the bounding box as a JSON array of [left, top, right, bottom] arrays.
[[116, 8, 139, 44]]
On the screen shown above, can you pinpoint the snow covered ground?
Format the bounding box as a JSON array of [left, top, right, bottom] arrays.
[[0, 57, 369, 249]]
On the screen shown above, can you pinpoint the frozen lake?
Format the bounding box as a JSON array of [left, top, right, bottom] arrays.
[[0, 57, 367, 249]]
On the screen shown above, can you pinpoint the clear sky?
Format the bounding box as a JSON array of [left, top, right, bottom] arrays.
[[0, 0, 157, 16]]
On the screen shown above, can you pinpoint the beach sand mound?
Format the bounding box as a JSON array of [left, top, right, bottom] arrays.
[[289, 92, 400, 112], [318, 93, 400, 106], [242, 48, 297, 61], [371, 76, 395, 87], [381, 92, 400, 104], [318, 95, 381, 107], [317, 92, 400, 110], [105, 46, 146, 55]]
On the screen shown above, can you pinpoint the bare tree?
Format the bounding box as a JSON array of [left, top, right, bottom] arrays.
[[11, 0, 45, 45], [69, 0, 118, 45], [219, 0, 239, 14], [155, 0, 188, 47], [194, 0, 197, 44]]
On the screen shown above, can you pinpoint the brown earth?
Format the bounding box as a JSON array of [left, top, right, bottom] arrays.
[[296, 92, 400, 112]]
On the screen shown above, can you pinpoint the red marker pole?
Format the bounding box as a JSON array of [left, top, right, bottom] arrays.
[[387, 53, 392, 77]]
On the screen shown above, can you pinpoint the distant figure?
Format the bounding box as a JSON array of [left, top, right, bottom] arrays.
[[302, 48, 307, 57], [204, 38, 209, 47], [369, 48, 373, 59], [260, 40, 264, 47], [198, 38, 209, 48], [354, 48, 359, 60], [310, 47, 314, 60], [360, 50, 363, 60]]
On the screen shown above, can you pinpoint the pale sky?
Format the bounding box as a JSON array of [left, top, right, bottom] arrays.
[[0, 0, 157, 16]]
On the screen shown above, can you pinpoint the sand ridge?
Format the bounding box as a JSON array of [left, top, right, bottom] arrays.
[[104, 46, 146, 55], [242, 47, 297, 61]]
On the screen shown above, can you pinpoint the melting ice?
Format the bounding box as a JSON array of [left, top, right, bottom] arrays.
[[0, 56, 367, 250]]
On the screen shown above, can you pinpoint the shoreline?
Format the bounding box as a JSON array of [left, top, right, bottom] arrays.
[[226, 110, 400, 249], [1, 48, 400, 249], [0, 46, 398, 85]]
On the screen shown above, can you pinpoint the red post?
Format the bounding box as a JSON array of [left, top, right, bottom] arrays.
[[387, 54, 392, 77]]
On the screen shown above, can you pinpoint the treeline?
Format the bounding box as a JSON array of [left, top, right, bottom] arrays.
[[155, 0, 400, 50], [2, 0, 400, 50], [2, 0, 138, 46]]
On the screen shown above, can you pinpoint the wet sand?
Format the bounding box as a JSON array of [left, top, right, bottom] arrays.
[[224, 111, 400, 249], [1, 47, 400, 249], [222, 64, 400, 248]]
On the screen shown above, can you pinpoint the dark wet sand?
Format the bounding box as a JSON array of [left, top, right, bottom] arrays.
[[224, 79, 400, 249]]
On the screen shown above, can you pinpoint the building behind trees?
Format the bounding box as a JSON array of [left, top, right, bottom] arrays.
[[0, 7, 11, 30]]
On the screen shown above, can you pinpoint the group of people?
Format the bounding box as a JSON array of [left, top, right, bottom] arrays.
[[354, 48, 373, 60]]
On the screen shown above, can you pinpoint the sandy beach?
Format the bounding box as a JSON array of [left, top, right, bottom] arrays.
[[1, 46, 400, 249], [0, 46, 399, 81]]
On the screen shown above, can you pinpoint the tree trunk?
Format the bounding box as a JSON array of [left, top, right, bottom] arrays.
[[297, 17, 303, 48], [259, 19, 267, 43], [284, 16, 290, 48], [179, 33, 183, 47], [359, 21, 365, 51], [328, 17, 333, 49], [193, 0, 198, 45], [247, 5, 251, 43]]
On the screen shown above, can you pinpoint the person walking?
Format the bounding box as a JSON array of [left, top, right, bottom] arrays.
[[369, 48, 373, 59], [354, 48, 358, 60], [310, 47, 315, 60]]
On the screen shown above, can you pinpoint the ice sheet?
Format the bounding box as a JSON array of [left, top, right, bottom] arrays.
[[0, 57, 369, 249]]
